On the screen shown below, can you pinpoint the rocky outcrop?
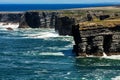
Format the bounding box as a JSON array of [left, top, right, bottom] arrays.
[[72, 21, 120, 56]]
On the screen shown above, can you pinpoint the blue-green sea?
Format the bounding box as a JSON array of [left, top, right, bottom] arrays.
[[0, 28, 120, 80]]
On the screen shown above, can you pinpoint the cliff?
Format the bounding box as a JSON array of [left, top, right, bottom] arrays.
[[72, 7, 120, 56], [0, 7, 120, 56], [19, 11, 58, 28], [18, 11, 77, 35], [0, 12, 23, 23], [18, 7, 120, 36], [0, 11, 75, 35], [0, 7, 120, 36]]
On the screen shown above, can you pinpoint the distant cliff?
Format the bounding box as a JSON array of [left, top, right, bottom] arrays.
[[0, 12, 22, 23], [18, 11, 78, 35], [19, 11, 58, 28]]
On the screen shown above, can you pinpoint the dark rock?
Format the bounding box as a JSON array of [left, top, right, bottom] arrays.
[[24, 12, 40, 28], [86, 13, 93, 21], [99, 15, 110, 20], [0, 13, 22, 23], [6, 27, 13, 30], [19, 14, 30, 28], [55, 16, 75, 35], [19, 11, 76, 35], [19, 11, 58, 28]]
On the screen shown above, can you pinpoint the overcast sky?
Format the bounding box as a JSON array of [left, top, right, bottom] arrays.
[[0, 0, 120, 4]]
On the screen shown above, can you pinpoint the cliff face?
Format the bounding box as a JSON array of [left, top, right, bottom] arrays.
[[0, 12, 22, 23], [73, 24, 120, 56], [1, 7, 120, 37], [0, 7, 120, 56], [19, 11, 76, 35], [72, 8, 120, 56], [55, 16, 75, 35], [19, 11, 58, 28], [0, 11, 75, 35]]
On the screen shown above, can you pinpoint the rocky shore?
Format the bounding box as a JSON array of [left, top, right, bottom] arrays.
[[0, 12, 22, 30]]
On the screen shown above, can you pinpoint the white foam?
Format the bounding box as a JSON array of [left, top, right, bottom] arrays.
[[102, 55, 120, 60], [67, 72, 71, 75], [112, 76, 120, 80], [39, 52, 64, 56], [35, 32, 59, 38], [0, 22, 19, 30], [23, 31, 59, 38], [77, 54, 120, 60], [103, 52, 107, 57]]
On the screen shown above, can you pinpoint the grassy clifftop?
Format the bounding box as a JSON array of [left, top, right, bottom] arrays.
[[67, 7, 120, 30], [79, 19, 120, 30]]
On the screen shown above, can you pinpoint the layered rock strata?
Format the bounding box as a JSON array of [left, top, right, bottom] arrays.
[[72, 7, 120, 56], [72, 20, 120, 56]]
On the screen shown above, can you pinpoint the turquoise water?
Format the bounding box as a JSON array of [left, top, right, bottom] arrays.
[[0, 28, 120, 80]]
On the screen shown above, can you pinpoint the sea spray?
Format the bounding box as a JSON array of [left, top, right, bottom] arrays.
[[0, 22, 19, 30], [103, 52, 107, 57]]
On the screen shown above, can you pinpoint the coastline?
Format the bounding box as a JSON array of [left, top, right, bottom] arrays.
[[0, 4, 120, 80], [0, 6, 120, 56]]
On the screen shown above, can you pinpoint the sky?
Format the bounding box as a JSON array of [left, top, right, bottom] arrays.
[[0, 0, 120, 4]]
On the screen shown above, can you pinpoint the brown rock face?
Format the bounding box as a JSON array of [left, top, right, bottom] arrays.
[[71, 8, 120, 56], [72, 24, 120, 56]]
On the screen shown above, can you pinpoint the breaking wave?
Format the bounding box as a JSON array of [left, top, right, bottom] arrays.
[[112, 76, 120, 80], [102, 55, 120, 60], [0, 22, 19, 30]]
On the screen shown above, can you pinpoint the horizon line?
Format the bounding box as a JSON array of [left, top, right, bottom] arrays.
[[0, 2, 120, 4]]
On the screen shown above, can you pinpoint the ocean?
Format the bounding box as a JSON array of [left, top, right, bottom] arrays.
[[0, 28, 120, 80], [0, 4, 118, 11], [0, 4, 120, 80]]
